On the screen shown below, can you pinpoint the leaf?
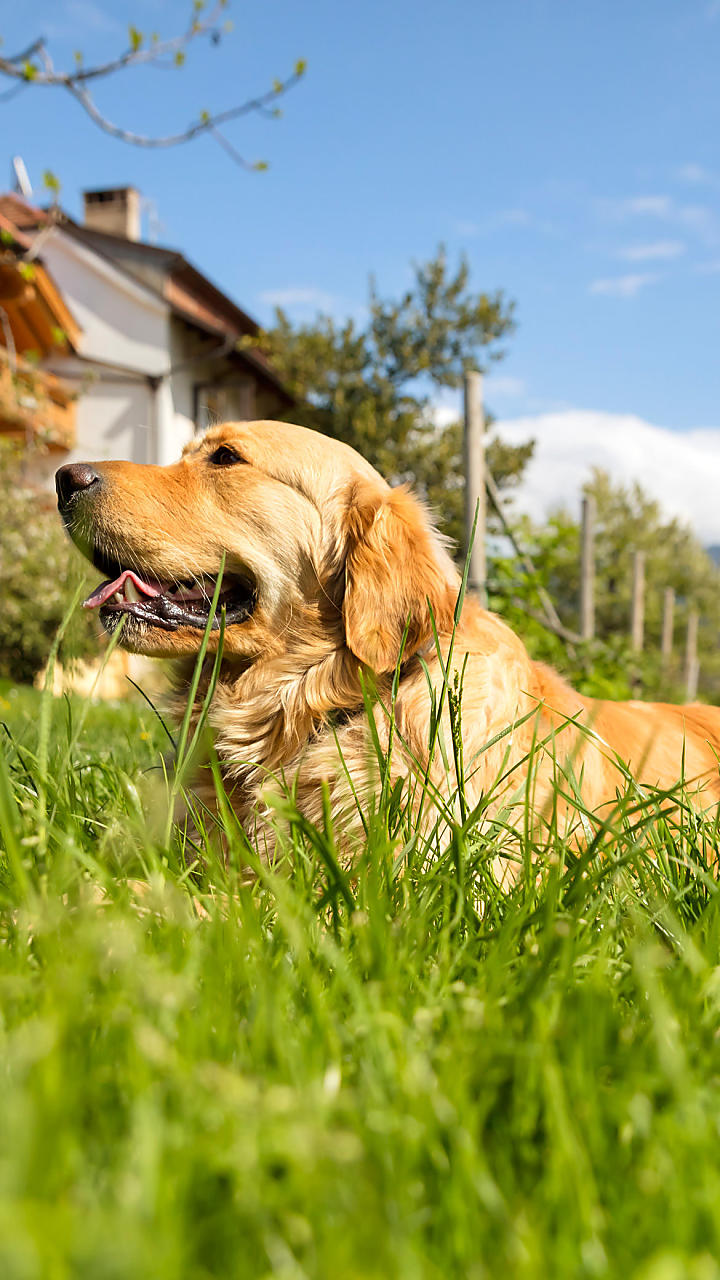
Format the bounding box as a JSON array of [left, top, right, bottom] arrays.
[[22, 61, 37, 81], [128, 25, 143, 51], [174, 50, 185, 67], [18, 263, 36, 282], [0, 228, 14, 246], [294, 58, 308, 76], [73, 50, 83, 65], [42, 170, 61, 195], [272, 78, 283, 94], [199, 109, 211, 124], [253, 161, 269, 172]]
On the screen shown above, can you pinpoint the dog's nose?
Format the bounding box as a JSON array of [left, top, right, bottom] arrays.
[[55, 462, 101, 508]]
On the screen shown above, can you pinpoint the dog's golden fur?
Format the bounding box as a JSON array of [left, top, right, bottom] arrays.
[[63, 419, 720, 857]]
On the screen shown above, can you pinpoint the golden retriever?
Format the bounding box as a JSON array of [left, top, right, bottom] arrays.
[[56, 419, 720, 862]]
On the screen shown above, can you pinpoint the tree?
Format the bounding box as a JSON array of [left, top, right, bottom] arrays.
[[490, 468, 720, 702], [0, 3, 306, 172], [260, 247, 533, 551]]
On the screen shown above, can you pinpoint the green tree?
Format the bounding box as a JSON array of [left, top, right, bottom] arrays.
[[490, 468, 720, 702], [260, 247, 533, 551]]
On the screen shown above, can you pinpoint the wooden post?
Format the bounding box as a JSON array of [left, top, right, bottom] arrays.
[[685, 610, 699, 701], [463, 370, 486, 605], [580, 494, 595, 641], [630, 551, 645, 652], [661, 587, 675, 665]]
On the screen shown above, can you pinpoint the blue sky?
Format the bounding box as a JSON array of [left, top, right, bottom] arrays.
[[3, 1, 720, 527]]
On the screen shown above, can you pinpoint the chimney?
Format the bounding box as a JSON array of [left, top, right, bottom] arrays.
[[83, 186, 141, 241]]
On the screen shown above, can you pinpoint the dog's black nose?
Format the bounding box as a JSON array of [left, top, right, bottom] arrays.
[[55, 462, 101, 508]]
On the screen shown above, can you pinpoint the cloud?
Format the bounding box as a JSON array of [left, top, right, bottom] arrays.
[[619, 196, 673, 218], [58, 0, 123, 33], [589, 273, 659, 298], [495, 410, 720, 543], [485, 375, 527, 399], [696, 259, 720, 274], [676, 204, 718, 237], [618, 240, 685, 262], [675, 163, 719, 186], [597, 193, 720, 245], [452, 209, 533, 238], [430, 405, 462, 430], [258, 287, 338, 311]]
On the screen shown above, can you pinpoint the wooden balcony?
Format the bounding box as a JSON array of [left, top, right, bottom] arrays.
[[0, 347, 76, 451]]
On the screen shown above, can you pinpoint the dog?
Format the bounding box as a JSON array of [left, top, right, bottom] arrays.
[[56, 419, 720, 866]]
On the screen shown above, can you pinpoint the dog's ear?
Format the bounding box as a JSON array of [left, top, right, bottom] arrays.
[[342, 480, 458, 672]]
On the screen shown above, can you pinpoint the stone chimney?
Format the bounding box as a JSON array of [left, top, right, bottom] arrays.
[[82, 186, 141, 241]]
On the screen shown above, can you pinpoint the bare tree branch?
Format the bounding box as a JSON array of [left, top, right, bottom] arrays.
[[0, 3, 306, 165], [61, 68, 301, 159]]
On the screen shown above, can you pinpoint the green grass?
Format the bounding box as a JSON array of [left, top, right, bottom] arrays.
[[3, 675, 720, 1279]]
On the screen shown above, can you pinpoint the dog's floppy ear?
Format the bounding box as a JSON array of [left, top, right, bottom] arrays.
[[343, 479, 458, 672]]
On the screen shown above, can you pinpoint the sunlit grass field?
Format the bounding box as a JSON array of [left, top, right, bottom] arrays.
[[3, 668, 720, 1279]]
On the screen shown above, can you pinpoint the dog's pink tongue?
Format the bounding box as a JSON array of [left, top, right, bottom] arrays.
[[83, 570, 163, 610]]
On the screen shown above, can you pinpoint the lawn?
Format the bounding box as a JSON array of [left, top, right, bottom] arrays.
[[2, 674, 720, 1279]]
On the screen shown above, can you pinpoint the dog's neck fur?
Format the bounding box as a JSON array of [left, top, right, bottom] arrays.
[[169, 601, 377, 820]]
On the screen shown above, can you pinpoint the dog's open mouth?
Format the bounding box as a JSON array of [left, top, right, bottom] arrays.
[[83, 564, 256, 632]]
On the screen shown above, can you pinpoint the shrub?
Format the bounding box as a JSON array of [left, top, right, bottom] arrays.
[[0, 443, 97, 684]]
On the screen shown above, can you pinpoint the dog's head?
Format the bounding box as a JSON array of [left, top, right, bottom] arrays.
[[56, 420, 459, 669]]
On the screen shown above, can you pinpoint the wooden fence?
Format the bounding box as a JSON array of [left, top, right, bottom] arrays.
[[463, 371, 701, 700]]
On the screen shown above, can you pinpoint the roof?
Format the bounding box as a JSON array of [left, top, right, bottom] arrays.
[[0, 195, 291, 404], [0, 194, 292, 403], [0, 199, 81, 354]]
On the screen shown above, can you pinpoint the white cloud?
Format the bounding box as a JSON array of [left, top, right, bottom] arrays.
[[676, 204, 718, 236], [453, 220, 482, 237], [431, 405, 461, 430], [485, 375, 526, 399], [452, 209, 533, 238], [258, 287, 338, 311], [618, 240, 685, 262], [696, 259, 720, 274], [597, 194, 720, 246], [495, 410, 720, 543], [498, 209, 532, 227], [622, 196, 673, 218], [589, 273, 658, 298], [675, 163, 718, 186]]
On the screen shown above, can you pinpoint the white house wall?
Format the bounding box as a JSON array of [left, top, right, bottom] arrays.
[[73, 380, 155, 465], [37, 228, 272, 473], [41, 230, 169, 377]]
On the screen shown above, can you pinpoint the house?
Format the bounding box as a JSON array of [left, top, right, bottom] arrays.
[[0, 202, 80, 462], [0, 186, 293, 485]]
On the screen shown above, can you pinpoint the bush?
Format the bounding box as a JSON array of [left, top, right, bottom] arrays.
[[0, 444, 97, 684]]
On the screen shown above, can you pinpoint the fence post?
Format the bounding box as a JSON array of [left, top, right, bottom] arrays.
[[630, 551, 645, 652], [661, 587, 675, 665], [580, 494, 595, 641], [685, 610, 699, 701], [463, 370, 486, 605]]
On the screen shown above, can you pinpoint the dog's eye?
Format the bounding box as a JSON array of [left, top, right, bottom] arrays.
[[208, 445, 244, 467]]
